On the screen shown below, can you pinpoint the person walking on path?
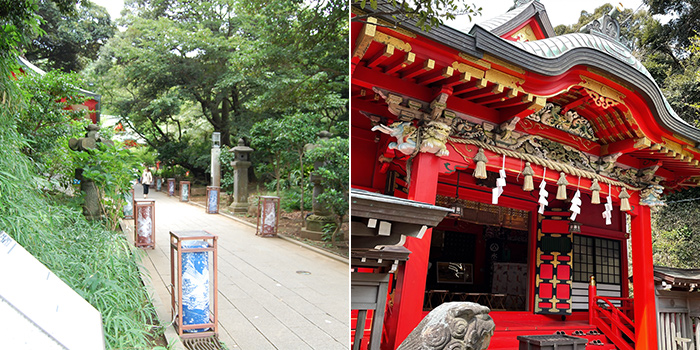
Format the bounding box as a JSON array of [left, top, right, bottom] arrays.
[[141, 167, 153, 198]]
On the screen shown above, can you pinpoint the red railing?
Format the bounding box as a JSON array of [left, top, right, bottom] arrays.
[[589, 276, 635, 350]]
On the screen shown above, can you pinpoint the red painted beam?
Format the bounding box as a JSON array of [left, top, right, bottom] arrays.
[[453, 78, 488, 96], [417, 66, 453, 86], [487, 95, 527, 109], [460, 83, 498, 101], [384, 52, 416, 75], [561, 96, 588, 113], [441, 71, 472, 88], [366, 45, 395, 68], [401, 59, 434, 80]]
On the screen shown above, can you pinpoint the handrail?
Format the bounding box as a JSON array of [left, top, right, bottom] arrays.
[[588, 276, 635, 350]]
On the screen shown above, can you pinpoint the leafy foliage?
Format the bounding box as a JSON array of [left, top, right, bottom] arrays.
[[24, 0, 116, 72], [304, 137, 348, 241], [13, 70, 88, 180], [72, 142, 140, 230], [652, 188, 700, 268], [352, 0, 481, 31]]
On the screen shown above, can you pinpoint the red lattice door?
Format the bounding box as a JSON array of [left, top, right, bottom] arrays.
[[534, 213, 573, 316]]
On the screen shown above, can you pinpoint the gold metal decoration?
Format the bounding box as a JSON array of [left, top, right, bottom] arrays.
[[374, 31, 412, 52], [352, 17, 376, 62], [450, 61, 486, 80], [485, 69, 525, 94], [579, 75, 626, 104], [458, 52, 491, 69], [585, 89, 619, 109], [510, 24, 538, 42]]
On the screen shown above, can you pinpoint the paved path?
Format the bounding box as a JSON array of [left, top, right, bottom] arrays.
[[124, 188, 349, 349]]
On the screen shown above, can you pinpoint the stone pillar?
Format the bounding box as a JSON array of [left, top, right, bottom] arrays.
[[300, 131, 336, 240], [69, 124, 113, 221], [211, 132, 221, 187], [228, 138, 253, 213], [76, 169, 100, 220]]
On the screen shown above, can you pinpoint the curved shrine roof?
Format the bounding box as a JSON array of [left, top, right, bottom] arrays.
[[358, 1, 700, 143], [477, 0, 555, 38], [482, 24, 699, 142]]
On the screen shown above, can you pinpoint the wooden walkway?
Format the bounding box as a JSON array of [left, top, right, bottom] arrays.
[[123, 188, 349, 349]]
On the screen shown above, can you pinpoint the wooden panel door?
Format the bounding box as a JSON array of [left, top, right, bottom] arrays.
[[534, 212, 573, 316]]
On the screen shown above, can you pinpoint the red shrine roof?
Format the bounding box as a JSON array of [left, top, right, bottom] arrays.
[[351, 1, 700, 191]]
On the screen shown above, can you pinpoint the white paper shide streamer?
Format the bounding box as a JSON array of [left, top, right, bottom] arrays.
[[492, 155, 506, 205], [570, 189, 582, 221], [602, 184, 613, 225], [538, 167, 549, 214]]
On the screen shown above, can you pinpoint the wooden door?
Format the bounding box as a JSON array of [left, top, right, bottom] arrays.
[[534, 211, 573, 316]]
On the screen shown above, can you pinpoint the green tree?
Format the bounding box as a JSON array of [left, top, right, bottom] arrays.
[[645, 0, 700, 62], [352, 0, 481, 31], [652, 188, 700, 268], [73, 141, 140, 230], [98, 0, 246, 147], [305, 137, 348, 242], [14, 70, 88, 181], [282, 113, 322, 219], [235, 0, 348, 123], [251, 118, 289, 197], [24, 0, 116, 72]]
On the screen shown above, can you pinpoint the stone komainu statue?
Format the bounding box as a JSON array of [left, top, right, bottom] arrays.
[[397, 302, 495, 350]]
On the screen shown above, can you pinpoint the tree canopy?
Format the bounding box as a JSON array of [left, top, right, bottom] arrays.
[[90, 0, 348, 180], [24, 0, 115, 72], [352, 0, 481, 31]]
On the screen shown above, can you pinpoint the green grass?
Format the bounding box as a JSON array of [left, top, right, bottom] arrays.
[[0, 92, 159, 349]]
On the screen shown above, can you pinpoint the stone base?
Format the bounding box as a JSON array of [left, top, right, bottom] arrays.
[[305, 214, 336, 233], [229, 201, 249, 214], [300, 214, 337, 241], [298, 228, 325, 241]]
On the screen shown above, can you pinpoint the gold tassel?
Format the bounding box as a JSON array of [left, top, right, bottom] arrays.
[[522, 162, 534, 191], [556, 172, 569, 200], [473, 148, 488, 179], [590, 179, 601, 204], [619, 187, 631, 212]]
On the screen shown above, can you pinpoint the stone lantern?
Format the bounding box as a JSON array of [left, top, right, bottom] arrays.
[[228, 138, 253, 213], [69, 124, 113, 220], [300, 131, 336, 240]]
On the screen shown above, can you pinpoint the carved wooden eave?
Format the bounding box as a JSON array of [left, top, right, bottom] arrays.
[[351, 189, 453, 251], [654, 266, 700, 291]]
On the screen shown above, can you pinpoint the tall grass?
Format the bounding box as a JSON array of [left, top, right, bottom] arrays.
[[0, 79, 158, 349]]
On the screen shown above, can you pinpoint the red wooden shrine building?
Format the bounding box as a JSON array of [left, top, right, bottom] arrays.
[[16, 56, 101, 124], [351, 1, 700, 350]]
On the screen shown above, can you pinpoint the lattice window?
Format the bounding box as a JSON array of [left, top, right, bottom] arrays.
[[573, 235, 621, 284]]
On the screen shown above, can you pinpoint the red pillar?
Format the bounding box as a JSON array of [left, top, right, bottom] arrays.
[[630, 204, 658, 349], [383, 153, 441, 350]]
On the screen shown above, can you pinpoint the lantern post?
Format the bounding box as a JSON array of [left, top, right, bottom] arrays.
[[134, 198, 156, 249], [170, 230, 219, 338]]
